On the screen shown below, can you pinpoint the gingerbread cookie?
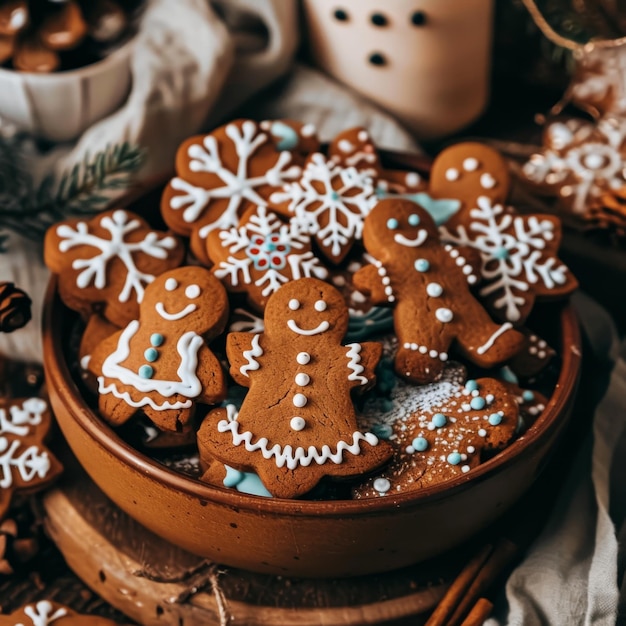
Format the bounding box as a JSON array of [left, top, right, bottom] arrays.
[[197, 277, 392, 499], [44, 209, 185, 327], [0, 397, 62, 519], [269, 152, 377, 264], [89, 267, 228, 432], [207, 205, 328, 310], [521, 117, 626, 216], [439, 196, 577, 324], [353, 199, 525, 383], [0, 601, 121, 625], [354, 366, 519, 498], [259, 119, 320, 157], [161, 119, 302, 264], [508, 331, 556, 378], [429, 142, 511, 210]]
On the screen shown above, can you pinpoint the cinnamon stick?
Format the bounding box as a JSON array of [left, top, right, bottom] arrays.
[[460, 598, 494, 626], [424, 543, 494, 626]]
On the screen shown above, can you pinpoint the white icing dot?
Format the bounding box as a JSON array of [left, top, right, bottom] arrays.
[[410, 343, 418, 350], [373, 478, 391, 493], [461, 465, 470, 473], [290, 417, 306, 431], [478, 428, 487, 437], [403, 342, 411, 349], [338, 139, 355, 153], [467, 446, 475, 453], [463, 158, 479, 171], [165, 278, 178, 291], [296, 352, 310, 365], [445, 168, 460, 181], [419, 346, 428, 354], [463, 265, 473, 275], [314, 300, 327, 312], [358, 130, 369, 142], [185, 284, 201, 299], [293, 393, 307, 408], [426, 283, 443, 297], [301, 123, 316, 137], [480, 173, 496, 189], [405, 172, 420, 187], [429, 349, 438, 358], [439, 352, 448, 361], [468, 275, 477, 285], [456, 257, 466, 266], [436, 308, 454, 323], [583, 153, 604, 169], [295, 373, 310, 386], [289, 299, 300, 311]]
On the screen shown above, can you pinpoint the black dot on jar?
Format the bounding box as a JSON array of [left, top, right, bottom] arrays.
[[370, 13, 388, 26], [368, 52, 386, 66], [333, 8, 349, 21], [411, 11, 427, 26]]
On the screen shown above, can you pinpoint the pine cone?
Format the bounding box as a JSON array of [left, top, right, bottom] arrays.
[[0, 518, 39, 575], [0, 282, 31, 333]]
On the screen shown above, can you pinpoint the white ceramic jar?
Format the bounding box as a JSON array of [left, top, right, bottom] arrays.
[[303, 0, 495, 140]]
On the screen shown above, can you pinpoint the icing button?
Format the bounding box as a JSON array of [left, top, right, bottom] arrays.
[[144, 348, 158, 362], [295, 373, 310, 386], [150, 333, 164, 347], [435, 308, 454, 323], [296, 352, 311, 365], [138, 365, 154, 379], [290, 417, 306, 431], [293, 393, 307, 408], [426, 283, 443, 297], [412, 436, 428, 451], [373, 477, 391, 493], [414, 258, 430, 272]]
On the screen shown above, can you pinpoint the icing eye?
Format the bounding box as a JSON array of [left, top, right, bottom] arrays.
[[370, 12, 388, 26], [185, 284, 200, 299], [410, 10, 426, 26], [408, 214, 420, 226], [387, 218, 399, 229], [165, 278, 178, 291], [333, 8, 348, 21], [368, 52, 386, 66], [314, 300, 327, 312], [289, 298, 300, 311]]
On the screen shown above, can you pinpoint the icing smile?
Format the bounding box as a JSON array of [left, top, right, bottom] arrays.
[[155, 302, 197, 321], [287, 319, 330, 336], [394, 230, 428, 247]]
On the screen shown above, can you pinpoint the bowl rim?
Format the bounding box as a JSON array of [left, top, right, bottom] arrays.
[[43, 276, 582, 517]]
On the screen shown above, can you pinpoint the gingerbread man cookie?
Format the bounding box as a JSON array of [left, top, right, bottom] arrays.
[[44, 209, 185, 327], [89, 267, 229, 432], [429, 142, 511, 210], [0, 601, 122, 625], [0, 397, 62, 519], [161, 119, 302, 264], [197, 277, 392, 499], [354, 369, 519, 498], [269, 152, 378, 264], [207, 205, 328, 310], [353, 199, 524, 384], [259, 119, 320, 157], [521, 117, 626, 216]]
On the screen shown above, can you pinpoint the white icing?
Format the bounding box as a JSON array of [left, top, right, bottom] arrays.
[[435, 308, 454, 323], [240, 334, 263, 377], [290, 417, 306, 431], [165, 278, 178, 291], [56, 210, 177, 303], [445, 168, 459, 181], [440, 196, 569, 322], [346, 343, 368, 385], [0, 398, 46, 437], [394, 230, 428, 248], [314, 300, 327, 311], [295, 373, 310, 386], [289, 299, 300, 311], [426, 283, 443, 297], [169, 121, 301, 238], [99, 321, 203, 408], [463, 158, 479, 171], [185, 284, 201, 298], [155, 302, 196, 321], [269, 153, 377, 259], [293, 393, 307, 408], [338, 139, 355, 153], [357, 130, 369, 142], [405, 172, 421, 188], [480, 173, 496, 189], [287, 319, 330, 336], [301, 123, 316, 137], [0, 436, 51, 489], [403, 342, 448, 362], [218, 412, 380, 470], [374, 259, 395, 302], [297, 352, 311, 364], [21, 600, 68, 626], [214, 207, 328, 298], [476, 322, 513, 355]]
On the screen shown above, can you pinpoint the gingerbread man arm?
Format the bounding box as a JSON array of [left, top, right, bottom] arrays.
[[345, 341, 382, 391], [197, 345, 227, 405], [353, 264, 393, 306], [226, 332, 264, 388]]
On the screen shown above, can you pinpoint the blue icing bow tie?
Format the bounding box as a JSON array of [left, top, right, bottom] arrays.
[[376, 190, 461, 225], [270, 121, 299, 151]]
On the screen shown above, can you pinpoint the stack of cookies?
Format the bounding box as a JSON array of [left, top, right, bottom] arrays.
[[44, 119, 577, 500]]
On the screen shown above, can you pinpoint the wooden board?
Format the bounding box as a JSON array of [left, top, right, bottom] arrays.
[[42, 449, 463, 626]]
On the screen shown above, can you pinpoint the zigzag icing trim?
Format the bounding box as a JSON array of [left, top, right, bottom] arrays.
[[240, 334, 263, 377], [345, 343, 368, 385]]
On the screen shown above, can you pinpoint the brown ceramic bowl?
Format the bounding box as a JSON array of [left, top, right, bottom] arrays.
[[43, 290, 581, 579]]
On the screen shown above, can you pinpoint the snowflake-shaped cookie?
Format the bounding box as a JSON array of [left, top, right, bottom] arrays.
[[45, 209, 184, 327], [440, 196, 577, 324], [0, 397, 62, 519], [269, 152, 378, 263], [161, 119, 302, 264], [207, 205, 329, 310], [521, 117, 626, 216], [354, 362, 519, 498], [0, 600, 118, 625]]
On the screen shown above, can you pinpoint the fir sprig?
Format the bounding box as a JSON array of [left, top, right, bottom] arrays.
[[0, 140, 145, 244]]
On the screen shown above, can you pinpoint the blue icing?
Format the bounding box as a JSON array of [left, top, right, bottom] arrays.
[[493, 246, 510, 260], [432, 413, 447, 428], [223, 465, 272, 497], [144, 348, 158, 362], [488, 413, 502, 425], [376, 190, 461, 225], [414, 258, 430, 272], [470, 396, 486, 410], [346, 307, 394, 342], [371, 423, 393, 439], [387, 218, 399, 229], [150, 333, 164, 347], [408, 213, 420, 226], [447, 452, 462, 465], [138, 365, 153, 379], [271, 121, 299, 151], [522, 390, 535, 402], [465, 380, 478, 391], [499, 366, 519, 385], [412, 436, 428, 451]]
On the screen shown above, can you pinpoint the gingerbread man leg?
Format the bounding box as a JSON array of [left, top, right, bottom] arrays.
[[143, 404, 194, 433]]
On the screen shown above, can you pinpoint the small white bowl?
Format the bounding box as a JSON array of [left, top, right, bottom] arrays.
[[0, 38, 134, 143]]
